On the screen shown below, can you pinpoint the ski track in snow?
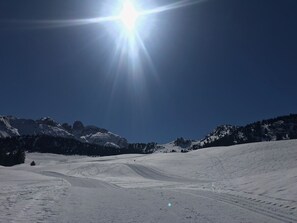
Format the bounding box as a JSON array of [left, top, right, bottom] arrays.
[[1, 140, 297, 222]]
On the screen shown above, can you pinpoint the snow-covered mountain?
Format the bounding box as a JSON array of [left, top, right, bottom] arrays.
[[192, 124, 238, 148], [157, 114, 297, 152], [194, 114, 297, 149], [0, 116, 128, 148], [1, 114, 296, 154]]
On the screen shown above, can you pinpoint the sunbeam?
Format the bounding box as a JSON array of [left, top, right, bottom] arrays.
[[3, 16, 118, 29], [2, 0, 205, 30], [1, 0, 206, 79], [142, 0, 206, 16]]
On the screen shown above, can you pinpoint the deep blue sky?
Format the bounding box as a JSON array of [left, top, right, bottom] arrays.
[[0, 0, 296, 143]]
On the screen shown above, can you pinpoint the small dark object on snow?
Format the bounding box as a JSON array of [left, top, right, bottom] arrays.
[[30, 161, 36, 166]]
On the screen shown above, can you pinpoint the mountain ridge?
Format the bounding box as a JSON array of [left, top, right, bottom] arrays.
[[1, 114, 297, 155], [1, 113, 297, 166], [158, 114, 297, 152], [0, 116, 128, 148]]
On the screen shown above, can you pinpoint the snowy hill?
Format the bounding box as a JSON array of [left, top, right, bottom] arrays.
[[1, 140, 296, 222], [0, 116, 128, 148]]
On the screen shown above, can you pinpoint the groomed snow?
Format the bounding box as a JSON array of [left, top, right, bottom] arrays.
[[1, 140, 297, 222]]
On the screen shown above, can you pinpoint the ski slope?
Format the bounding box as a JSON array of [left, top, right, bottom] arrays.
[[1, 140, 297, 222]]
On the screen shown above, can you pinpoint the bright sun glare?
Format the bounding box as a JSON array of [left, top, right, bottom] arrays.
[[119, 1, 139, 32], [8, 0, 205, 78]]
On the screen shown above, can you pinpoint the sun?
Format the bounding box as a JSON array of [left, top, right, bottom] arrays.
[[119, 0, 139, 32]]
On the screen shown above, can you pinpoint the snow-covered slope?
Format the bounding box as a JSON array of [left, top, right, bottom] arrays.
[[1, 140, 296, 222], [0, 116, 128, 148], [156, 141, 191, 153]]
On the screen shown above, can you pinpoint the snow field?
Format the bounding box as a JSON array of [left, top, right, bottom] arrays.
[[1, 139, 297, 222]]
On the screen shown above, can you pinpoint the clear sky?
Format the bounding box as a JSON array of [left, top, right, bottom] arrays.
[[0, 0, 296, 143]]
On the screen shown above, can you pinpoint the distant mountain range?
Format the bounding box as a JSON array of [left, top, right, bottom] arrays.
[[0, 114, 297, 166], [158, 114, 297, 152], [0, 116, 128, 148]]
